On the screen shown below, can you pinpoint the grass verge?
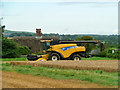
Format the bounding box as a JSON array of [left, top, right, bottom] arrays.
[[82, 57, 118, 60], [1, 56, 117, 62], [1, 57, 26, 61], [2, 63, 118, 86]]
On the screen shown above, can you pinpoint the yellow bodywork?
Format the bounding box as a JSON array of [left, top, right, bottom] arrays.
[[35, 54, 49, 61], [27, 44, 86, 61], [48, 44, 85, 58], [26, 54, 49, 61]]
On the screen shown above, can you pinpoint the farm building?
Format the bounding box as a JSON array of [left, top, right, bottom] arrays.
[[9, 29, 59, 53]]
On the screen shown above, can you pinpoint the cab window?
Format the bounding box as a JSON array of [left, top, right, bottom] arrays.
[[41, 42, 50, 50]]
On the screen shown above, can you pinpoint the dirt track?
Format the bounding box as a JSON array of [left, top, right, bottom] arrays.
[[2, 71, 117, 88], [10, 60, 118, 72]]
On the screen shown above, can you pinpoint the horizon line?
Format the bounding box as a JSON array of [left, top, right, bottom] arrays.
[[4, 29, 118, 35]]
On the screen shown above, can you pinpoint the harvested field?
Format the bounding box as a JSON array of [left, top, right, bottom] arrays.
[[10, 60, 118, 72], [2, 71, 117, 88]]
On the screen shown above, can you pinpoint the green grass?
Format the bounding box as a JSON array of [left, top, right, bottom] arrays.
[[1, 57, 26, 62], [1, 56, 117, 62], [2, 63, 118, 86], [82, 57, 118, 60]]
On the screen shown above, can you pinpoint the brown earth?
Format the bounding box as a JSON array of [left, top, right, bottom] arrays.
[[2, 71, 117, 88], [10, 60, 118, 72]]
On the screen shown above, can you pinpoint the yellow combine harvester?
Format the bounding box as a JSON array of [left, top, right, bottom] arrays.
[[26, 40, 98, 61]]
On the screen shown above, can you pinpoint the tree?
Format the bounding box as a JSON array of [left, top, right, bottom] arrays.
[[18, 46, 30, 55], [0, 25, 5, 58], [76, 36, 96, 52], [1, 26, 30, 58], [2, 38, 21, 58], [76, 36, 93, 40]]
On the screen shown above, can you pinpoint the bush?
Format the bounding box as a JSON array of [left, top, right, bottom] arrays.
[[18, 46, 30, 55], [95, 48, 120, 59], [2, 38, 21, 58], [106, 53, 112, 58], [106, 53, 119, 59], [106, 48, 120, 59], [95, 50, 107, 57]]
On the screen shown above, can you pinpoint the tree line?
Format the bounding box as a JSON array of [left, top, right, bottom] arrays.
[[4, 30, 118, 48]]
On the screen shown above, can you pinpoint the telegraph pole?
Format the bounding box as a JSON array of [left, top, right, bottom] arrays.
[[0, 17, 3, 26]]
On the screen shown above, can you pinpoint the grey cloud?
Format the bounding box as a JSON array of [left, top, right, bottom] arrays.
[[57, 2, 117, 8]]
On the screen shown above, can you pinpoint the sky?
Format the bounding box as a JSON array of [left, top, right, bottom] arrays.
[[0, 0, 119, 35]]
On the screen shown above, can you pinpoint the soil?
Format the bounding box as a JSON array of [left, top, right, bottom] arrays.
[[10, 60, 118, 72], [2, 71, 117, 88]]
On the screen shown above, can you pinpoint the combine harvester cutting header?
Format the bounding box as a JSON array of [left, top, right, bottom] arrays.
[[26, 39, 99, 61]]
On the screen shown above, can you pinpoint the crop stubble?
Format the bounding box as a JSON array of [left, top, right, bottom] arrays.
[[10, 60, 118, 72]]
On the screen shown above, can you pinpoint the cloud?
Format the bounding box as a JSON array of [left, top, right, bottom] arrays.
[[113, 29, 118, 34], [1, 0, 119, 2], [58, 2, 116, 5], [56, 1, 117, 9]]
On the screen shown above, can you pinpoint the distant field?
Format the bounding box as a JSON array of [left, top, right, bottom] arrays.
[[1, 56, 117, 62]]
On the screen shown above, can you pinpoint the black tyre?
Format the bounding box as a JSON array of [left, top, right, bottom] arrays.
[[72, 54, 81, 61], [49, 53, 60, 61]]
